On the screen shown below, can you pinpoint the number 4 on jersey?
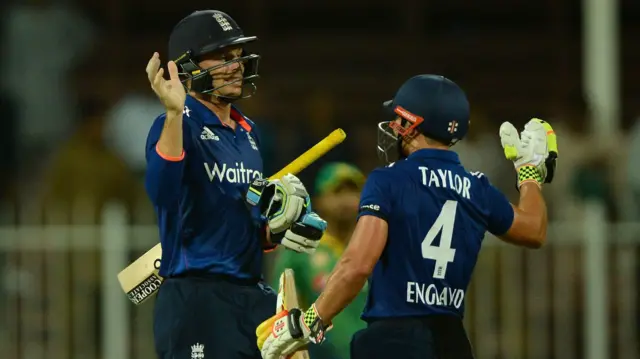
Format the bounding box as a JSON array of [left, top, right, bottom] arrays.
[[422, 200, 458, 279]]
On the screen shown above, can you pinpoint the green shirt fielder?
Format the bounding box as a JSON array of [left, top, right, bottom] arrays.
[[271, 162, 368, 359]]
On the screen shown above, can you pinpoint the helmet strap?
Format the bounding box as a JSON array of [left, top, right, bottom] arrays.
[[396, 137, 406, 161]]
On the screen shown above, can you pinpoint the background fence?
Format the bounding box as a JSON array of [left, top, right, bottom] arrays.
[[0, 201, 637, 359]]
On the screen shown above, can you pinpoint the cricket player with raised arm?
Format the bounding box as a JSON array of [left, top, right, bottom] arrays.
[[256, 74, 558, 359], [270, 162, 368, 359], [144, 10, 327, 359]]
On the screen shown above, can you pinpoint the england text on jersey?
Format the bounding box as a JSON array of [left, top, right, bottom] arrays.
[[406, 281, 465, 309]]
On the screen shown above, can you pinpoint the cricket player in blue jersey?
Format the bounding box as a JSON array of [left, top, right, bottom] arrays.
[[144, 10, 328, 359], [256, 74, 558, 359]]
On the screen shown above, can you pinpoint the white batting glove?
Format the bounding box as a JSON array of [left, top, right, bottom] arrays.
[[499, 119, 549, 187], [276, 212, 327, 254], [246, 174, 309, 234], [256, 305, 331, 359]]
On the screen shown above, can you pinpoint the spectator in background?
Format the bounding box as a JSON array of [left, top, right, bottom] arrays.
[[570, 151, 619, 222], [0, 92, 17, 204], [0, 1, 17, 205], [270, 162, 368, 359], [627, 117, 640, 219], [40, 99, 145, 222], [35, 99, 147, 359], [103, 92, 166, 177], [0, 0, 96, 164]]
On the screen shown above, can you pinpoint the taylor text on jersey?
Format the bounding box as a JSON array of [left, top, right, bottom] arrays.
[[419, 166, 471, 200]]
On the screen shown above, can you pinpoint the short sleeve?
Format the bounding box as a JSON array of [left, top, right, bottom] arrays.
[[357, 168, 393, 222], [485, 183, 515, 236]]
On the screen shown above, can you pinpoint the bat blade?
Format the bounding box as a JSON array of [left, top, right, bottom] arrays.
[[116, 244, 162, 305], [278, 269, 311, 359]]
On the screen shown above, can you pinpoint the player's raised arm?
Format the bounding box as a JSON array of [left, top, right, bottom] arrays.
[[502, 182, 547, 248], [491, 119, 558, 248], [144, 54, 188, 206]]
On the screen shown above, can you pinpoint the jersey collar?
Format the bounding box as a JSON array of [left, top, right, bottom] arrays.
[[406, 148, 460, 164], [185, 95, 252, 132]]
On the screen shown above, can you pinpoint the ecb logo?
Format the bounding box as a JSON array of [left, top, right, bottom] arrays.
[[213, 13, 233, 31]]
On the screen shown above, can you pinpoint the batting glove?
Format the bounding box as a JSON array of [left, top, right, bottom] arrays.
[[499, 118, 551, 188], [272, 210, 327, 254], [246, 174, 310, 234], [536, 119, 559, 184], [256, 304, 331, 359]]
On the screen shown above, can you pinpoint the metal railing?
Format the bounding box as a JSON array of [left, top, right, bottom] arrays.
[[0, 201, 637, 359]]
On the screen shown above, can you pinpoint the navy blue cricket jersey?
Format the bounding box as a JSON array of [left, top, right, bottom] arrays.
[[357, 148, 514, 321], [145, 95, 266, 280]]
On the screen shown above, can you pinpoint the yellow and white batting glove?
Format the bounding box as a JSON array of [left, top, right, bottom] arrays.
[[500, 118, 556, 188], [256, 305, 331, 359]]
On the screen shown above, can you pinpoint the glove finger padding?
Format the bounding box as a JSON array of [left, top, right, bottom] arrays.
[[279, 213, 327, 254], [259, 309, 308, 359], [265, 174, 310, 234], [523, 120, 549, 162], [531, 119, 558, 184], [499, 121, 521, 161], [256, 312, 280, 349], [258, 305, 331, 359]]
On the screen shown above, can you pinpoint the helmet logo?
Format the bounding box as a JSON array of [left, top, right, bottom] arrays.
[[391, 105, 424, 137], [448, 121, 459, 134], [394, 106, 420, 124], [213, 13, 233, 31]]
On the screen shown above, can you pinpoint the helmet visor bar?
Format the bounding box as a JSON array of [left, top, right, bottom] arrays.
[[178, 53, 260, 97], [377, 121, 401, 165]]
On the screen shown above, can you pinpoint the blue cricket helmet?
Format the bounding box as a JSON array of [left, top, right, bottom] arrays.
[[168, 10, 260, 102], [377, 74, 470, 163]]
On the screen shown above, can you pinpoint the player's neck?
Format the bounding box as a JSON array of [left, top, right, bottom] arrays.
[[405, 136, 449, 156], [193, 95, 235, 128]]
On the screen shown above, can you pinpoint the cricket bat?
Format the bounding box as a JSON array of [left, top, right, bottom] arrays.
[[117, 128, 347, 305], [277, 269, 311, 359]]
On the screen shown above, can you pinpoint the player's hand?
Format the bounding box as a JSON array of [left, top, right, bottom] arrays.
[[274, 211, 327, 254], [146, 52, 186, 114], [499, 118, 550, 187], [246, 174, 310, 234], [256, 305, 330, 359]]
